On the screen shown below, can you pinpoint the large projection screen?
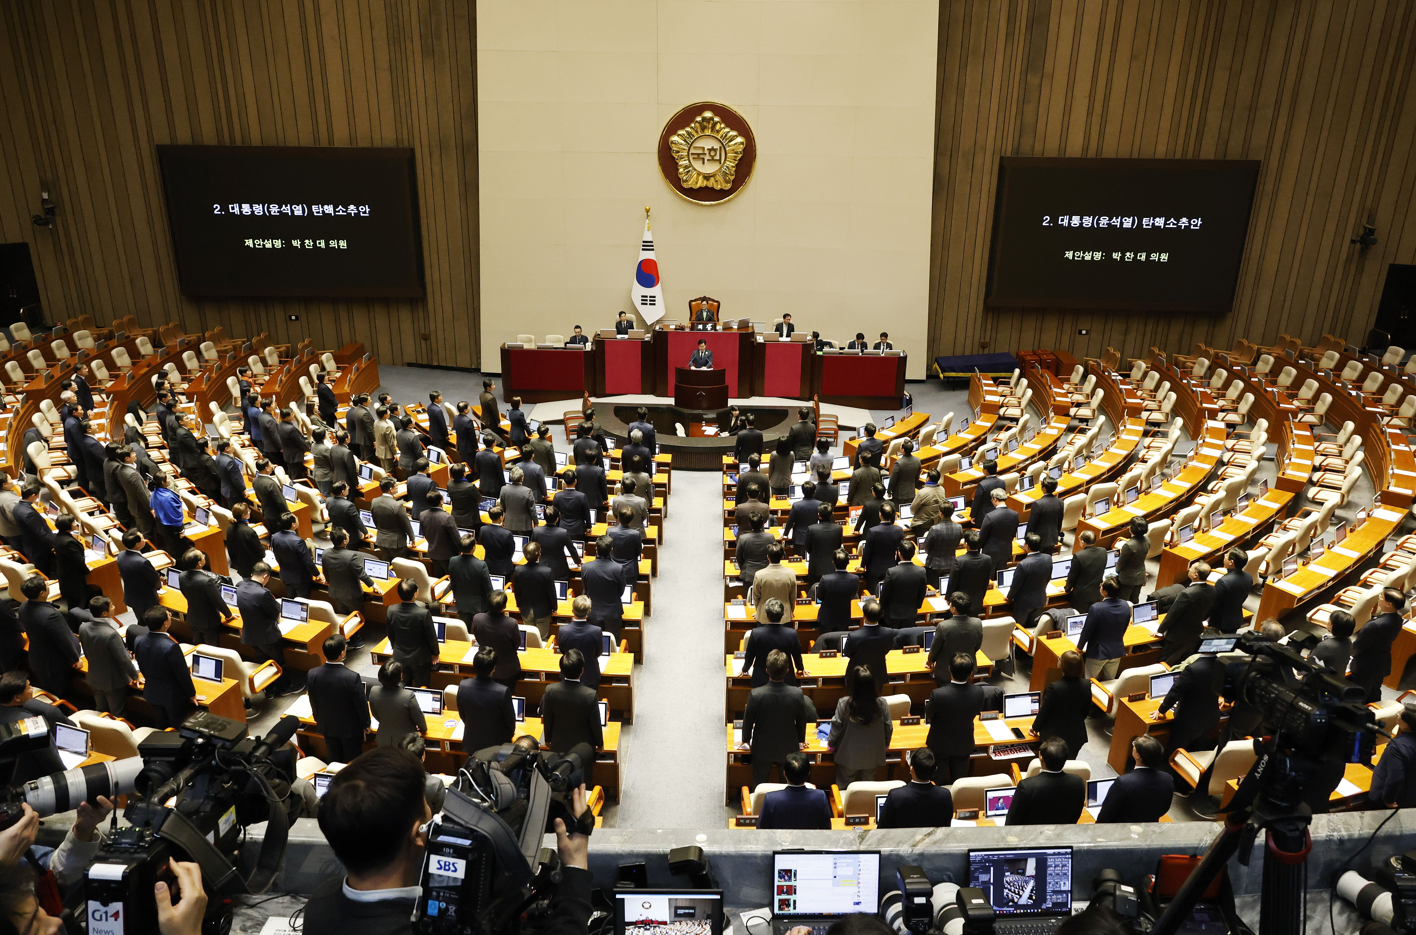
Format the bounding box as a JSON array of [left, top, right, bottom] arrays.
[[985, 158, 1260, 313]]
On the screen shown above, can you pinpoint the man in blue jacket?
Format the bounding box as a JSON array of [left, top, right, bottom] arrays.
[[1076, 576, 1131, 679], [757, 752, 832, 830], [134, 606, 196, 728]]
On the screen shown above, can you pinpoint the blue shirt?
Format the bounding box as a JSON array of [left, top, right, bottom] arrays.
[[152, 487, 184, 527]]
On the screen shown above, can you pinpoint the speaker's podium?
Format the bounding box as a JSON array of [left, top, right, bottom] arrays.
[[675, 367, 728, 410]]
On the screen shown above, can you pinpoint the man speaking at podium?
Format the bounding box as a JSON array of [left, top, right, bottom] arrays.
[[689, 339, 714, 369]]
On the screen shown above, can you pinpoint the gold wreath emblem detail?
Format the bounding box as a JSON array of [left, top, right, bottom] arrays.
[[667, 111, 746, 190]]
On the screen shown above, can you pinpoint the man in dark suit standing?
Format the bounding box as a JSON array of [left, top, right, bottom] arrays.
[[804, 503, 843, 585], [329, 430, 360, 493], [853, 483, 889, 535], [326, 482, 369, 547], [179, 548, 233, 646], [860, 502, 905, 592], [878, 749, 954, 829], [237, 562, 297, 697], [1005, 738, 1085, 825], [345, 394, 369, 460], [1154, 644, 1225, 758], [533, 506, 582, 582], [757, 753, 832, 830], [13, 480, 56, 575], [479, 507, 517, 582], [734, 456, 769, 507], [733, 414, 763, 462], [925, 653, 1000, 783], [788, 407, 816, 461], [816, 551, 860, 632], [557, 596, 606, 688], [606, 507, 643, 582], [512, 541, 558, 639], [627, 408, 658, 455], [421, 490, 459, 577], [272, 513, 321, 599], [742, 599, 805, 687], [213, 439, 246, 508], [447, 463, 483, 532], [457, 649, 517, 755], [814, 468, 840, 510], [977, 487, 1018, 573], [479, 379, 505, 442], [316, 372, 339, 426], [1066, 530, 1108, 615], [582, 535, 627, 638], [472, 590, 522, 690], [371, 476, 414, 561], [117, 528, 161, 622], [1351, 588, 1406, 702], [542, 650, 603, 753], [77, 596, 138, 716], [252, 459, 289, 527], [425, 391, 450, 450], [854, 424, 884, 469], [1008, 532, 1052, 628], [1097, 735, 1174, 823], [322, 527, 374, 616], [1209, 548, 1252, 634], [552, 469, 591, 540], [1077, 576, 1131, 679], [782, 480, 819, 557], [18, 575, 80, 696], [448, 533, 494, 625], [306, 633, 369, 762], [880, 539, 929, 628], [1115, 517, 1149, 602], [225, 502, 265, 580], [947, 530, 994, 614], [738, 649, 810, 788], [926, 593, 984, 684], [396, 416, 425, 478], [453, 401, 478, 465], [257, 401, 284, 469], [134, 606, 196, 729], [278, 408, 311, 479], [386, 579, 440, 687], [842, 600, 897, 694], [406, 458, 436, 521], [889, 440, 923, 508], [1028, 476, 1065, 553], [970, 460, 1005, 525], [923, 502, 963, 587], [475, 434, 506, 498], [1159, 561, 1216, 664]]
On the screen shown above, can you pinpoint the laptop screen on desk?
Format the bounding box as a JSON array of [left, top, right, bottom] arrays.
[[220, 585, 238, 609], [1049, 558, 1071, 581], [360, 510, 375, 527], [1087, 779, 1115, 808], [1065, 613, 1086, 638], [512, 696, 526, 721], [1014, 522, 1027, 542], [54, 723, 89, 757], [1177, 524, 1195, 544], [1002, 692, 1039, 719], [410, 519, 422, 538], [194, 506, 210, 527], [984, 789, 1014, 818], [359, 464, 374, 481], [280, 599, 309, 623], [1105, 549, 1119, 570], [770, 851, 880, 918], [831, 456, 850, 471], [489, 575, 505, 590], [1132, 600, 1158, 624], [364, 558, 390, 581], [1150, 673, 1176, 698], [282, 484, 299, 501], [968, 847, 1072, 917], [191, 653, 223, 682], [165, 568, 181, 589], [1124, 485, 1140, 505], [995, 567, 1015, 589], [599, 700, 609, 728], [90, 534, 108, 556], [411, 688, 443, 716], [554, 580, 570, 602], [312, 773, 334, 798]]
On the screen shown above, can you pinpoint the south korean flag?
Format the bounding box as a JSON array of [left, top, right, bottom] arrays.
[[630, 214, 665, 325]]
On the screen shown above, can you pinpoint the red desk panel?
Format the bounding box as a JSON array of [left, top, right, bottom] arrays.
[[762, 340, 808, 397], [602, 340, 644, 394], [666, 331, 742, 397], [502, 348, 589, 399], [818, 354, 905, 405]]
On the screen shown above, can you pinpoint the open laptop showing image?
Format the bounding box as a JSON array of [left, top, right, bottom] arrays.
[[165, 567, 182, 589], [554, 580, 570, 602], [359, 509, 375, 528], [1003, 692, 1040, 719], [770, 850, 880, 935], [615, 889, 723, 935], [489, 574, 506, 590], [1086, 780, 1115, 819], [1015, 522, 1028, 542], [86, 534, 109, 562], [831, 456, 850, 471], [54, 723, 90, 769], [411, 687, 443, 716], [1064, 613, 1087, 638], [1197, 635, 1239, 654], [512, 696, 526, 722], [1105, 549, 1119, 570], [876, 794, 889, 823], [995, 567, 1016, 590], [312, 772, 334, 798], [967, 846, 1073, 932], [1048, 464, 1064, 479], [599, 700, 609, 728], [363, 557, 391, 581], [220, 584, 239, 610], [1049, 558, 1072, 582], [282, 484, 299, 502], [1149, 672, 1176, 698], [1177, 524, 1195, 544], [191, 653, 224, 682], [621, 585, 635, 604], [1124, 485, 1140, 505], [1132, 600, 1159, 625], [280, 599, 309, 624], [359, 463, 375, 481], [984, 788, 1014, 822]]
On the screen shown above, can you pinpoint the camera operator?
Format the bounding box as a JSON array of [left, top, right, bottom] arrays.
[[1370, 698, 1416, 808], [310, 747, 595, 935]]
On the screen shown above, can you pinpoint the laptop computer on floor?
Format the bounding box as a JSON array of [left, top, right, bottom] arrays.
[[967, 846, 1074, 933], [771, 850, 881, 935]]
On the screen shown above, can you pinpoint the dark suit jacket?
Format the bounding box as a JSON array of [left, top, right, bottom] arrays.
[[856, 436, 884, 468], [531, 525, 580, 581], [926, 681, 1000, 756], [978, 507, 1019, 571], [454, 414, 478, 463], [215, 453, 246, 502], [735, 470, 769, 505], [1159, 655, 1224, 747], [457, 676, 516, 754], [235, 579, 282, 646], [1032, 675, 1092, 757], [789, 420, 816, 460], [879, 782, 954, 829], [323, 548, 374, 609], [542, 679, 602, 752], [117, 549, 162, 620], [472, 611, 522, 682], [843, 624, 898, 692], [607, 525, 643, 572], [1008, 771, 1086, 825], [226, 521, 265, 579], [310, 443, 333, 489], [804, 522, 844, 581], [1066, 545, 1108, 610], [582, 557, 626, 622], [742, 623, 805, 687], [627, 419, 657, 455], [1008, 551, 1052, 622], [757, 785, 832, 830], [923, 521, 963, 577], [815, 571, 860, 632], [552, 488, 590, 539], [306, 662, 370, 741], [783, 497, 821, 549], [733, 429, 764, 461], [880, 561, 928, 625], [861, 522, 905, 586], [1159, 582, 1215, 664], [19, 600, 80, 694], [926, 615, 983, 681], [1209, 570, 1252, 633], [257, 411, 282, 457], [1097, 767, 1174, 823], [396, 428, 425, 475], [180, 569, 231, 639], [557, 620, 606, 688], [330, 444, 359, 490], [448, 554, 494, 617], [970, 476, 1005, 524], [425, 403, 449, 448], [387, 601, 440, 673], [252, 474, 289, 524], [327, 497, 369, 542], [513, 561, 558, 619], [742, 680, 809, 764], [372, 494, 414, 553], [479, 524, 516, 580], [79, 435, 109, 501], [815, 481, 840, 508], [475, 448, 505, 497], [135, 631, 195, 713], [1116, 534, 1148, 587], [1078, 597, 1130, 661], [1029, 494, 1064, 548], [278, 421, 310, 468], [54, 533, 91, 610], [14, 500, 55, 569], [1351, 612, 1404, 686], [406, 473, 435, 520], [272, 529, 317, 589], [0, 601, 25, 674], [423, 508, 459, 562], [317, 383, 339, 425], [448, 479, 483, 531], [947, 551, 994, 613]]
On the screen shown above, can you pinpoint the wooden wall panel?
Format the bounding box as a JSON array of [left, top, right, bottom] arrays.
[[0, 0, 479, 368], [929, 0, 1416, 364]]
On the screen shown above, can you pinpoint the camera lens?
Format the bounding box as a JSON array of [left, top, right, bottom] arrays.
[[22, 759, 141, 817]]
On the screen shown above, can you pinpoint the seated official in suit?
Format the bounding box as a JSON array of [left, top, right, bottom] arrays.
[[368, 660, 427, 749], [879, 539, 929, 628], [457, 649, 517, 756], [134, 606, 197, 729], [386, 579, 440, 688], [742, 599, 805, 687], [757, 751, 832, 830], [926, 592, 983, 684], [557, 596, 606, 689], [842, 600, 896, 694], [1030, 650, 1092, 759], [236, 562, 298, 697], [739, 649, 811, 788], [1097, 735, 1174, 823], [925, 653, 1002, 784], [1006, 738, 1086, 826], [542, 650, 603, 753], [689, 339, 713, 369], [1076, 576, 1131, 679], [306, 634, 370, 763], [877, 748, 954, 829]]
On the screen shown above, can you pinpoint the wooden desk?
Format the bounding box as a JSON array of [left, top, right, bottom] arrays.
[[1109, 696, 1173, 773], [158, 587, 337, 672], [1157, 488, 1294, 587], [1256, 503, 1407, 622], [1008, 420, 1144, 520], [1028, 625, 1163, 692]]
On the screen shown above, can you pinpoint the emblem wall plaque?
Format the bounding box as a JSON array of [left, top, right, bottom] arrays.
[[657, 102, 756, 205]]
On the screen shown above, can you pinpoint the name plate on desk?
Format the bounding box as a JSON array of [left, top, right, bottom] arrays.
[[901, 716, 921, 725], [902, 645, 920, 654], [1043, 630, 1066, 640], [844, 814, 871, 826], [733, 815, 758, 828], [1127, 691, 1147, 703], [818, 650, 839, 658]]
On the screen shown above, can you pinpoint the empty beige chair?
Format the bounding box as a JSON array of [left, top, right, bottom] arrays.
[[390, 557, 451, 603], [264, 345, 281, 368], [90, 359, 113, 387], [1317, 350, 1341, 370], [110, 347, 134, 371], [1383, 396, 1416, 428], [981, 616, 1016, 664], [545, 334, 567, 345], [28, 443, 77, 484], [1190, 357, 1210, 379], [9, 322, 33, 343], [226, 375, 243, 408], [27, 349, 46, 373], [4, 360, 25, 387], [1254, 354, 1274, 376], [917, 424, 938, 448], [1145, 520, 1172, 559], [1310, 586, 1380, 631], [1361, 370, 1385, 396], [1297, 393, 1332, 425], [1024, 758, 1091, 782], [1084, 482, 1118, 517], [196, 646, 282, 700], [949, 776, 1012, 813], [1339, 360, 1364, 382], [882, 694, 912, 720], [50, 339, 72, 359], [200, 341, 219, 362], [0, 557, 63, 602], [247, 354, 266, 376], [72, 329, 96, 350], [135, 336, 157, 358], [1382, 346, 1405, 367], [1207, 368, 1228, 392], [1126, 360, 1145, 383], [69, 710, 158, 760], [1171, 739, 1259, 799], [516, 333, 536, 345], [1379, 382, 1404, 410], [519, 623, 544, 649], [180, 349, 199, 374], [299, 375, 317, 401], [321, 352, 338, 373], [1091, 662, 1169, 716], [1275, 365, 1297, 389], [840, 781, 904, 816], [1060, 494, 1086, 533]]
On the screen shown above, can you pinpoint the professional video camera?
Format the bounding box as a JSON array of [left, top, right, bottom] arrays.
[[83, 711, 303, 935], [0, 716, 143, 830], [1153, 630, 1384, 935], [415, 737, 594, 935]]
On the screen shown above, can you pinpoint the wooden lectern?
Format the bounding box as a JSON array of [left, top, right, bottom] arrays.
[[675, 367, 728, 410]]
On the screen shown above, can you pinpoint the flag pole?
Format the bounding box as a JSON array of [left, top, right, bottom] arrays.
[[645, 206, 651, 230]]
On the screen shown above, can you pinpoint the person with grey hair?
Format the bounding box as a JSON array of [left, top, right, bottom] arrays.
[[1158, 560, 1216, 664], [976, 485, 1018, 572], [497, 464, 537, 533]]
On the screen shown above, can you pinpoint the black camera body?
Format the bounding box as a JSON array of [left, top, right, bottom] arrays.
[[1375, 849, 1416, 933]]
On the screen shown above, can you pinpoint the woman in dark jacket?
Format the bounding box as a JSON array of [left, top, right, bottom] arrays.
[[53, 515, 93, 612], [768, 435, 794, 498], [367, 660, 427, 748], [1030, 649, 1092, 758]]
